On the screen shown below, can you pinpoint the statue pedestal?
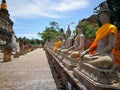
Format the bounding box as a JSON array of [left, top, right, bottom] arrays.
[[62, 55, 79, 70], [60, 49, 68, 54], [14, 52, 20, 58], [3, 47, 12, 62], [57, 55, 64, 62], [73, 61, 119, 90]]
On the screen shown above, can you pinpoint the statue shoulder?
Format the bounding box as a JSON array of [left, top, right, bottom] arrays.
[[80, 34, 84, 37], [109, 24, 118, 35]]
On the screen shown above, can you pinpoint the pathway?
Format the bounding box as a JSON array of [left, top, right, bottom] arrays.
[[0, 48, 57, 90]]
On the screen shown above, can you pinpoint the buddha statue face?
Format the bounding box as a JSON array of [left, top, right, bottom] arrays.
[[98, 2, 111, 24], [99, 12, 110, 24], [76, 26, 82, 34]]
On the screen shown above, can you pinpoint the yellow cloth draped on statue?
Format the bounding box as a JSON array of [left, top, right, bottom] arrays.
[[1, 3, 7, 10], [52, 40, 62, 52], [89, 23, 118, 54]]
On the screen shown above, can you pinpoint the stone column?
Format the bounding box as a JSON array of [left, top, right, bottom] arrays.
[[3, 47, 12, 62], [20, 44, 24, 55]]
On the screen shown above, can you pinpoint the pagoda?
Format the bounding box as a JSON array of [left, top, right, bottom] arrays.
[[0, 0, 13, 43], [0, 0, 14, 62]]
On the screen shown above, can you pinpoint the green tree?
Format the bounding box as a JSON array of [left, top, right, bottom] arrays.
[[81, 21, 99, 38], [18, 37, 41, 46], [38, 21, 61, 45], [29, 38, 35, 45], [94, 0, 120, 29], [49, 21, 59, 30], [107, 0, 120, 30], [19, 37, 29, 45], [35, 39, 41, 45]]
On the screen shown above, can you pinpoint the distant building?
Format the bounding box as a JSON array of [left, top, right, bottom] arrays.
[[81, 14, 97, 24]]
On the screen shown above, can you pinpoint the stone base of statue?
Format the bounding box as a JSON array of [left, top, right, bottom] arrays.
[[19, 52, 24, 55], [14, 52, 20, 58], [62, 55, 79, 70], [60, 48, 70, 54], [52, 51, 58, 57], [20, 49, 27, 55], [55, 50, 64, 62], [56, 48, 62, 52], [73, 61, 120, 90], [3, 47, 12, 62], [57, 54, 64, 62]]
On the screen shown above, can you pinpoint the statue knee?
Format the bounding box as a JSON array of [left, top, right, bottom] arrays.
[[70, 52, 80, 58], [89, 59, 113, 69]]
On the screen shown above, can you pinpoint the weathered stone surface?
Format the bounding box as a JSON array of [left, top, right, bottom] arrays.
[[73, 61, 120, 90], [0, 48, 57, 90], [13, 52, 20, 58], [62, 55, 79, 70], [3, 47, 12, 62]]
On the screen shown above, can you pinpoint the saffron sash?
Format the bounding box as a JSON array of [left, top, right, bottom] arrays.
[[90, 23, 118, 54]]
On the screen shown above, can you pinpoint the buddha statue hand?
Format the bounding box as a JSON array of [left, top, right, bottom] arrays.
[[80, 51, 87, 59], [80, 49, 90, 59]]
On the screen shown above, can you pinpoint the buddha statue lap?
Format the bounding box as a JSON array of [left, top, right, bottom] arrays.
[[63, 24, 84, 58]]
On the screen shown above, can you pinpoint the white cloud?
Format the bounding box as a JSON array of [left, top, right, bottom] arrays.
[[53, 0, 90, 12], [6, 0, 90, 18]]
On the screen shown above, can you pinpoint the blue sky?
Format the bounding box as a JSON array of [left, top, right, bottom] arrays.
[[3, 0, 105, 39]]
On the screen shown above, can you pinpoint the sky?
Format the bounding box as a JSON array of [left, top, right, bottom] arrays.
[[2, 0, 105, 40]]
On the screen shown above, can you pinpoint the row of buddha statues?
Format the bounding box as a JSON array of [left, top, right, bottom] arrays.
[[48, 1, 118, 70], [45, 1, 119, 86]]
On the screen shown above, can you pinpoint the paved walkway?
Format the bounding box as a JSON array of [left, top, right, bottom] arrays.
[[0, 48, 57, 90]]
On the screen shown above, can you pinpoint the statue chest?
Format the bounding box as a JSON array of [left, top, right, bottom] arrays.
[[74, 35, 80, 47], [97, 36, 109, 51]]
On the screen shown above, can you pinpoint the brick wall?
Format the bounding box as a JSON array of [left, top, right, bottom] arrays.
[[114, 31, 120, 67]]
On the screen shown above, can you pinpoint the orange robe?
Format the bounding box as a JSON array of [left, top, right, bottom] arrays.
[[52, 40, 62, 52], [1, 3, 7, 10], [89, 23, 118, 54]]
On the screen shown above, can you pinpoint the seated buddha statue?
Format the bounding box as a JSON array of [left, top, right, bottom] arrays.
[[80, 2, 118, 69], [52, 40, 62, 52], [63, 24, 84, 58], [56, 29, 66, 51], [59, 26, 73, 52]]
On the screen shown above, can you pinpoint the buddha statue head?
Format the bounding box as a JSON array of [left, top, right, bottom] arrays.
[[100, 3, 111, 24], [95, 1, 111, 25], [76, 24, 82, 34]]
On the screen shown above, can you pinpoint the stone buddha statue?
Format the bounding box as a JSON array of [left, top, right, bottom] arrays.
[[59, 26, 73, 52], [80, 2, 118, 69], [61, 25, 72, 49], [63, 24, 84, 58], [57, 28, 66, 49]]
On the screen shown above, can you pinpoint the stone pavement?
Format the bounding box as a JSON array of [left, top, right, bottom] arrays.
[[0, 48, 57, 90]]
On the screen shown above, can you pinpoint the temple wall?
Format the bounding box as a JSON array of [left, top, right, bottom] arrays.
[[114, 31, 120, 67]]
